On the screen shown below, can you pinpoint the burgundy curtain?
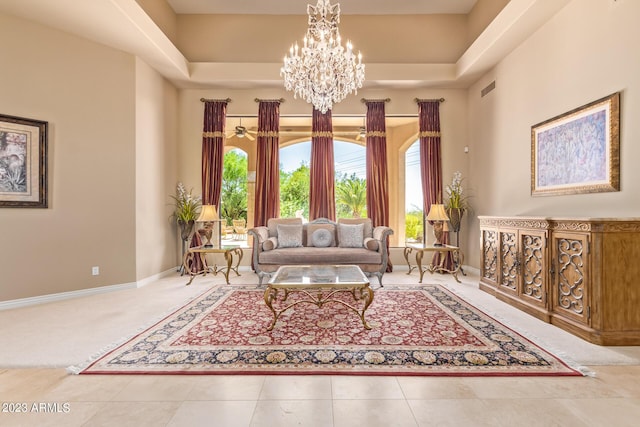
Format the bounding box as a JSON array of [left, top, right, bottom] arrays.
[[309, 107, 336, 221], [254, 100, 281, 227], [419, 101, 443, 216], [365, 101, 392, 271], [419, 101, 452, 265], [202, 100, 228, 207], [187, 232, 207, 271]]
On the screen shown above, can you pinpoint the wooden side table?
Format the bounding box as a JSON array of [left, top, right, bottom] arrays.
[[403, 243, 464, 283], [183, 245, 243, 285]]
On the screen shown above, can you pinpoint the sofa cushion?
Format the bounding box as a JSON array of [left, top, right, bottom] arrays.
[[363, 237, 379, 251], [267, 218, 303, 238], [337, 223, 364, 248], [310, 229, 332, 247], [277, 223, 303, 248], [262, 236, 278, 251], [258, 247, 381, 265], [337, 218, 373, 239], [306, 223, 336, 247]]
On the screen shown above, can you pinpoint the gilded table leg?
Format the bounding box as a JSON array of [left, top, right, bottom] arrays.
[[358, 285, 374, 330], [230, 248, 243, 277], [223, 251, 232, 284], [416, 250, 426, 283], [264, 286, 279, 331], [404, 247, 416, 274], [451, 250, 464, 283], [183, 251, 197, 286]]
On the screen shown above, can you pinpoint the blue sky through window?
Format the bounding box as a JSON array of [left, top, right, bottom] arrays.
[[279, 140, 366, 179]]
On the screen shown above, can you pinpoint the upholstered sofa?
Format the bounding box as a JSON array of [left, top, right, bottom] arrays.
[[248, 217, 394, 286]]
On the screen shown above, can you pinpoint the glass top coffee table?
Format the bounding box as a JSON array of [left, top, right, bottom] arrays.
[[264, 265, 374, 331]]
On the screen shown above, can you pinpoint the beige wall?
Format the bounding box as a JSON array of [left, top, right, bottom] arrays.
[[176, 14, 469, 63], [135, 58, 180, 280], [0, 13, 138, 301], [466, 0, 640, 268], [135, 0, 178, 45], [467, 0, 510, 45]]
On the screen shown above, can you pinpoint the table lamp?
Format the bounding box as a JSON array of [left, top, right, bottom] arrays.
[[197, 204, 219, 248], [426, 204, 449, 247]]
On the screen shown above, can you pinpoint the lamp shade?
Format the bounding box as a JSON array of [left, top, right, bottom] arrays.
[[197, 205, 219, 222], [426, 204, 449, 221]]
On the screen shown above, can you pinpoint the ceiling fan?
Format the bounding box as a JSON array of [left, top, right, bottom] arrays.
[[226, 118, 256, 141]]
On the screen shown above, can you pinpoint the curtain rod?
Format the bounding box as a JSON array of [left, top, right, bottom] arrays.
[[361, 98, 391, 103], [254, 98, 285, 103], [200, 98, 231, 103], [414, 98, 445, 103]]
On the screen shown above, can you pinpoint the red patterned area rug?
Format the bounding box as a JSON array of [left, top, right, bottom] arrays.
[[76, 284, 582, 376]]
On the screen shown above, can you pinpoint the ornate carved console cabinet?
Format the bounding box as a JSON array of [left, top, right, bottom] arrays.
[[479, 216, 640, 345]]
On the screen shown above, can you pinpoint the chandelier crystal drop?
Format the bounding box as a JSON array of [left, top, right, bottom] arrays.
[[280, 0, 365, 113]]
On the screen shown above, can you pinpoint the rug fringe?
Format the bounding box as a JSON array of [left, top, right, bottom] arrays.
[[439, 283, 593, 377], [67, 286, 215, 375]]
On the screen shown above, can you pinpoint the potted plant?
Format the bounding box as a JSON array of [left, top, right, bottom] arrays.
[[444, 171, 471, 233], [170, 182, 201, 242]]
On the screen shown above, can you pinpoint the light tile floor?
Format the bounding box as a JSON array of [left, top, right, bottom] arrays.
[[1, 268, 640, 426]]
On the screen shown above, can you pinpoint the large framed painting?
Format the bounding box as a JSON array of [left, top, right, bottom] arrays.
[[531, 92, 620, 196], [0, 114, 48, 208]]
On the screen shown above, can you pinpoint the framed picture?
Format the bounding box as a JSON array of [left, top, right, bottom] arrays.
[[531, 92, 620, 196], [0, 114, 48, 208]]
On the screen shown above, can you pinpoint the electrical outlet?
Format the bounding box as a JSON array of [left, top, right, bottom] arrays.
[[92, 266, 100, 276]]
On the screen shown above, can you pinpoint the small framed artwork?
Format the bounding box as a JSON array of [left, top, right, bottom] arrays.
[[531, 92, 620, 196], [0, 114, 48, 208]]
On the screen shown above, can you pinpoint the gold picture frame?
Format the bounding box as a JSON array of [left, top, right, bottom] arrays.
[[0, 114, 48, 208], [531, 92, 620, 196]]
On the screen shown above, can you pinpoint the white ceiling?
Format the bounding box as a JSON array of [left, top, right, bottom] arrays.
[[166, 0, 478, 15]]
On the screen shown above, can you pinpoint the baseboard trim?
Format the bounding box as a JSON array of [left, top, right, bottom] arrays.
[[136, 267, 178, 288], [0, 268, 178, 311]]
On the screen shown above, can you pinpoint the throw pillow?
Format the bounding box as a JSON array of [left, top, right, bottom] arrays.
[[306, 224, 336, 247], [262, 237, 278, 251], [311, 229, 332, 248], [363, 237, 379, 251], [277, 224, 303, 248], [338, 223, 364, 248]]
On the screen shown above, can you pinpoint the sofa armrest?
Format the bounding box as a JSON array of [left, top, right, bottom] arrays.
[[248, 226, 268, 257], [373, 226, 394, 244], [248, 227, 270, 283]]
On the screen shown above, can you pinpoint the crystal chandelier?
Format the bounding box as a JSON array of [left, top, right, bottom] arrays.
[[281, 0, 365, 113]]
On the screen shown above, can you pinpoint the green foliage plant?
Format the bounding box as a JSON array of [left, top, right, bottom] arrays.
[[405, 208, 424, 241], [220, 150, 248, 222], [170, 182, 201, 223], [335, 172, 367, 218], [280, 162, 310, 218]]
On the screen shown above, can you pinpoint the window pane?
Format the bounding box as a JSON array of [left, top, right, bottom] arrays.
[[279, 142, 310, 220], [405, 140, 423, 242], [335, 140, 366, 219], [221, 149, 248, 241]]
